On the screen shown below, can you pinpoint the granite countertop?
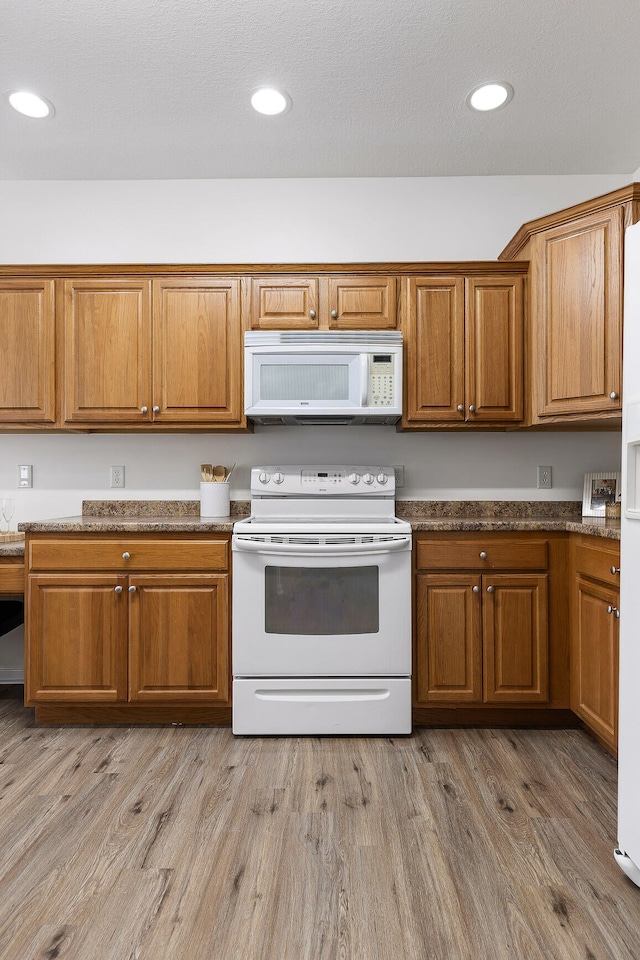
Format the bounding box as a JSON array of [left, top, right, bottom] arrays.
[[8, 499, 620, 559]]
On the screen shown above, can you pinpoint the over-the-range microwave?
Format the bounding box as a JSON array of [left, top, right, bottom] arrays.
[[244, 330, 403, 425]]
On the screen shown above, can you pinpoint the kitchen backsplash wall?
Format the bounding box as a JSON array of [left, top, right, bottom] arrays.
[[0, 429, 621, 525]]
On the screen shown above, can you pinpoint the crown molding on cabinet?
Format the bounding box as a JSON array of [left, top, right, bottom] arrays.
[[499, 182, 640, 262]]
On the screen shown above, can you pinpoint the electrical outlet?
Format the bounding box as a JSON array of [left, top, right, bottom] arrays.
[[18, 465, 33, 488], [393, 465, 405, 488], [110, 465, 125, 489], [537, 465, 552, 489]]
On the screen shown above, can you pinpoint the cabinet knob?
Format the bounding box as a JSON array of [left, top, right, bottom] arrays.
[[606, 604, 613, 614], [615, 607, 621, 619], [457, 404, 465, 413], [122, 552, 130, 560], [152, 405, 160, 414], [609, 392, 619, 400], [611, 566, 620, 575], [472, 585, 480, 594], [487, 585, 494, 593], [114, 585, 123, 594], [128, 585, 137, 594], [331, 309, 338, 318], [141, 406, 148, 414], [309, 309, 316, 319], [469, 404, 476, 413], [479, 551, 487, 560]]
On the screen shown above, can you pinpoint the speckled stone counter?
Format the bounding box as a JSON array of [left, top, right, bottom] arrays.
[[14, 498, 621, 551], [18, 499, 251, 536], [396, 501, 621, 542], [0, 535, 25, 558]]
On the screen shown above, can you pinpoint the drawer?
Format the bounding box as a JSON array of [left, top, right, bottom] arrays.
[[0, 563, 25, 594], [29, 538, 228, 572], [416, 538, 548, 571], [574, 544, 621, 586]]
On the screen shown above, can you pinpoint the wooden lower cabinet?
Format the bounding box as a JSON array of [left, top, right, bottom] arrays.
[[25, 534, 231, 721], [570, 537, 620, 754], [416, 571, 548, 705], [414, 534, 560, 716]]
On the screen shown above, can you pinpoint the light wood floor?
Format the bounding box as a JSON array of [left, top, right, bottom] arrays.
[[0, 688, 637, 960]]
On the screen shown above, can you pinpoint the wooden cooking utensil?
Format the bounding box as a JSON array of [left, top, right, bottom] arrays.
[[213, 465, 226, 482], [201, 463, 214, 482]]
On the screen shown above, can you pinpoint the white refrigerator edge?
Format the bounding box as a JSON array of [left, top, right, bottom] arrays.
[[615, 218, 640, 887]]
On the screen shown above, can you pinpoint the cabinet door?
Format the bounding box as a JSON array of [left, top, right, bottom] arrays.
[[0, 279, 56, 423], [415, 574, 482, 703], [128, 574, 229, 702], [248, 277, 319, 329], [532, 206, 623, 418], [63, 279, 152, 422], [326, 277, 397, 329], [572, 576, 618, 750], [152, 278, 242, 423], [404, 278, 465, 421], [483, 574, 549, 702], [26, 574, 128, 703], [466, 276, 523, 422]]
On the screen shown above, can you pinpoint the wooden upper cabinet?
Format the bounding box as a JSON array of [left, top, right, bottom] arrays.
[[62, 276, 242, 427], [403, 274, 523, 425], [246, 275, 398, 330], [326, 277, 397, 329], [532, 206, 623, 419], [152, 278, 242, 423], [0, 279, 56, 423], [248, 277, 319, 329], [404, 277, 465, 422], [63, 279, 152, 423], [466, 276, 523, 422]]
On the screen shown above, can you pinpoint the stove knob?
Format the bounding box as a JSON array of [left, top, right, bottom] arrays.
[[362, 472, 374, 485], [348, 473, 360, 484], [258, 471, 270, 484], [273, 471, 284, 484], [377, 473, 388, 484]]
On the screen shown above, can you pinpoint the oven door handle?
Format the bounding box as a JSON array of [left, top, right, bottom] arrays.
[[232, 536, 411, 556]]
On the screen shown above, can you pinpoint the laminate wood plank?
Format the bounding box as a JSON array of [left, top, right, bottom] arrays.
[[0, 691, 637, 960]]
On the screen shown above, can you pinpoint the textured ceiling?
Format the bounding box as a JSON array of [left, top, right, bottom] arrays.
[[1, 0, 640, 180]]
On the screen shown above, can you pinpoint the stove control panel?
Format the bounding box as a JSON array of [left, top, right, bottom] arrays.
[[252, 465, 395, 495]]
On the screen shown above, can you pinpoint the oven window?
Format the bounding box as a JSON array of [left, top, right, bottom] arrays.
[[265, 565, 379, 635]]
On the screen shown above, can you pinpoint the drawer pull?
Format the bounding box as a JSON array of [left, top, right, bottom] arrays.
[[128, 585, 137, 594], [479, 551, 487, 560], [611, 566, 620, 575], [122, 552, 131, 560]]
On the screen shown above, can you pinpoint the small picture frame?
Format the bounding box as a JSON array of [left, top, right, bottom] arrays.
[[582, 471, 621, 517]]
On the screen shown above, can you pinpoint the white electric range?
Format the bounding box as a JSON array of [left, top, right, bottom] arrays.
[[232, 465, 412, 735]]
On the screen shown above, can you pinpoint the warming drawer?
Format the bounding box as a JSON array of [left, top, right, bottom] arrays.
[[232, 677, 411, 735]]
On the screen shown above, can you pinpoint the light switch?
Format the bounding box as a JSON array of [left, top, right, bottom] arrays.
[[18, 464, 33, 488]]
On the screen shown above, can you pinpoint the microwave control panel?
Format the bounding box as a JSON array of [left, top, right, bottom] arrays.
[[369, 354, 395, 406]]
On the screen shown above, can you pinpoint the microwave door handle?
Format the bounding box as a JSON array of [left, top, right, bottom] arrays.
[[360, 354, 369, 406]]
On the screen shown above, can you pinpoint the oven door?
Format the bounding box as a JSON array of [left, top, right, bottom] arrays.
[[232, 534, 411, 677]]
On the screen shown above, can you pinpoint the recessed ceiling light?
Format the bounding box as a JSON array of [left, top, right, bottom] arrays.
[[250, 87, 291, 116], [466, 82, 513, 112], [7, 90, 54, 118]]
